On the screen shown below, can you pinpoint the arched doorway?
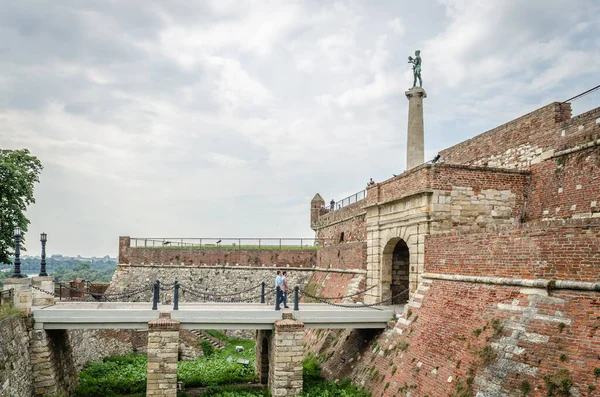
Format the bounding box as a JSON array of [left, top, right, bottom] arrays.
[[260, 336, 269, 384], [381, 238, 410, 304]]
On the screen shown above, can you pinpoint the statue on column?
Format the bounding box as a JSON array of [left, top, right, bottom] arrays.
[[408, 50, 422, 88]]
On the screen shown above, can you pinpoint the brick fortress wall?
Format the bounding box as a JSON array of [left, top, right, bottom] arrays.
[[306, 103, 600, 396]]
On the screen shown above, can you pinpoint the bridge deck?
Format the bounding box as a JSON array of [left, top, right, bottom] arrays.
[[33, 302, 398, 330]]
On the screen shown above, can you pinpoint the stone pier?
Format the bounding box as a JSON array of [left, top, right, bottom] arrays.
[[405, 87, 427, 170], [146, 312, 180, 396], [29, 329, 77, 396], [32, 276, 55, 306], [269, 313, 304, 397], [3, 277, 32, 314]]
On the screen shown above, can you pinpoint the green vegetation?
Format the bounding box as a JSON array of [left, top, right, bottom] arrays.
[[75, 335, 369, 397], [300, 355, 369, 397], [74, 354, 147, 397], [0, 256, 117, 286], [543, 369, 573, 396], [0, 149, 43, 265], [200, 340, 215, 357], [75, 334, 255, 397], [520, 379, 531, 396], [0, 303, 20, 320]]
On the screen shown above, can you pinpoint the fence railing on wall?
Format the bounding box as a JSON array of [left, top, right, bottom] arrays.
[[129, 237, 328, 250], [0, 289, 13, 305], [330, 189, 366, 211]]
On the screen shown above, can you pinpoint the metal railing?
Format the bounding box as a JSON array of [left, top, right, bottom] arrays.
[[329, 189, 366, 211], [0, 289, 13, 305], [130, 237, 327, 250]]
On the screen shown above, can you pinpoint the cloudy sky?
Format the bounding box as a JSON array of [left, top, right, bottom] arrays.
[[1, 0, 599, 257]]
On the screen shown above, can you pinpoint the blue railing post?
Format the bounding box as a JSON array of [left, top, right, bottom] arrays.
[[261, 281, 265, 304], [275, 286, 281, 311], [294, 286, 299, 311], [173, 280, 179, 311], [152, 280, 160, 310]]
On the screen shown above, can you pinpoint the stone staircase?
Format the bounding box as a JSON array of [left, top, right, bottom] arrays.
[[189, 330, 226, 350]]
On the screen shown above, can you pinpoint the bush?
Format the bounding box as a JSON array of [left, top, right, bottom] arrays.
[[201, 340, 216, 357], [74, 354, 147, 397]]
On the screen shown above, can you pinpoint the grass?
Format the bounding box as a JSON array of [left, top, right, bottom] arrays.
[[133, 245, 320, 251], [0, 303, 21, 320]]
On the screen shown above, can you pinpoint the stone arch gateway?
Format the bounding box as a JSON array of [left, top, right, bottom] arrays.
[[381, 238, 410, 304]]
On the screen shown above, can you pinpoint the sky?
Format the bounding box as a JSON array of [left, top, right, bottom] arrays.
[[1, 0, 599, 257]]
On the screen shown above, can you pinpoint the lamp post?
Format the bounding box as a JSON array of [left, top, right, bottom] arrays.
[[39, 232, 48, 276], [12, 227, 24, 278]]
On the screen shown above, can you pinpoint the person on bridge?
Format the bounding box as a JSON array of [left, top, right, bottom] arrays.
[[275, 271, 285, 308], [282, 271, 289, 309]]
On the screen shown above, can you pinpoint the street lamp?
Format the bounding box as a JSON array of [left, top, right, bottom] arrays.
[[39, 233, 48, 276], [12, 227, 24, 278]]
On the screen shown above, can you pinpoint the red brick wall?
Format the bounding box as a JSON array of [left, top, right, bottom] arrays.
[[367, 166, 430, 204], [440, 102, 572, 168], [119, 240, 317, 268], [425, 219, 600, 282], [353, 280, 600, 397], [526, 147, 600, 221], [317, 242, 367, 271]]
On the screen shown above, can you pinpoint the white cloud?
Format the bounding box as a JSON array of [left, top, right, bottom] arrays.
[[0, 0, 599, 255]]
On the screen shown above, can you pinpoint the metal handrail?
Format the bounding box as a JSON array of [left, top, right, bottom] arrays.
[[129, 237, 329, 249], [328, 189, 366, 211]]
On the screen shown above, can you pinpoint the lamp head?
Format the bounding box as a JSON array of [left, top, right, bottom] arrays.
[[41, 232, 47, 242], [14, 227, 22, 238]]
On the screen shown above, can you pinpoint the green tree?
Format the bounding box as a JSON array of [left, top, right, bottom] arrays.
[[0, 149, 43, 264]]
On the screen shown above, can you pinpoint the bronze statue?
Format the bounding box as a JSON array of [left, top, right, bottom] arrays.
[[408, 50, 422, 88]]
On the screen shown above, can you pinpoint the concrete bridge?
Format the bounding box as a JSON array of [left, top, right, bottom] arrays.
[[4, 276, 397, 397], [32, 301, 394, 330]]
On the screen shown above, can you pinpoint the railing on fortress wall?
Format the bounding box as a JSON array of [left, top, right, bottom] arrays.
[[0, 289, 13, 305], [331, 189, 366, 211], [129, 237, 327, 250]]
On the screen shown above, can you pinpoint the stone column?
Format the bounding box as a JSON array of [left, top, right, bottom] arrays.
[[269, 313, 304, 397], [405, 87, 427, 171], [32, 276, 55, 306], [147, 312, 180, 397], [30, 330, 59, 396], [3, 277, 32, 314]]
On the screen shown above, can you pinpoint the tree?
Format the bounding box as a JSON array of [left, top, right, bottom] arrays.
[[0, 149, 43, 264]]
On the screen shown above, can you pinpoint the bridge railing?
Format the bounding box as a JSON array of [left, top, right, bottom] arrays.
[[129, 237, 329, 250]]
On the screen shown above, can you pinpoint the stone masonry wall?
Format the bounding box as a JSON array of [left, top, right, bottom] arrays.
[[0, 316, 33, 397], [69, 329, 140, 372], [108, 264, 317, 304], [307, 279, 600, 396], [425, 218, 600, 282]]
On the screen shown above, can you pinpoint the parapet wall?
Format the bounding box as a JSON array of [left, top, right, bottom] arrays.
[[119, 237, 317, 268], [425, 218, 600, 282], [440, 102, 572, 169]]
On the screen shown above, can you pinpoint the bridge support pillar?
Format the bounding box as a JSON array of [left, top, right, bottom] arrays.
[[30, 329, 77, 396], [3, 277, 32, 314], [146, 312, 180, 397], [269, 313, 304, 397]]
